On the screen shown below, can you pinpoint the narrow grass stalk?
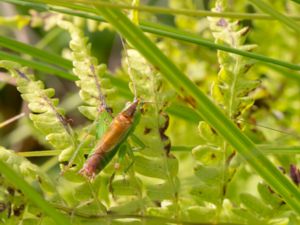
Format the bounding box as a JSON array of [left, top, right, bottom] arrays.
[[19, 145, 300, 157], [0, 51, 76, 80], [172, 145, 300, 155], [17, 150, 61, 157], [140, 21, 300, 71], [250, 0, 300, 34], [0, 113, 25, 128], [0, 72, 16, 85], [258, 145, 300, 154], [35, 28, 63, 49], [0, 160, 71, 225], [6, 0, 300, 21], [166, 103, 201, 123], [46, 0, 300, 21], [93, 5, 300, 214], [0, 35, 72, 70]]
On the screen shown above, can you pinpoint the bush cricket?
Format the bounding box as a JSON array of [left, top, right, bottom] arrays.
[[80, 99, 140, 178]]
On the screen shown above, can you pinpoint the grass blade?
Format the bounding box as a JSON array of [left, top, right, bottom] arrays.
[[171, 145, 300, 154], [250, 0, 300, 34], [258, 145, 300, 154], [7, 0, 300, 20], [0, 159, 71, 225], [0, 35, 72, 70], [140, 21, 300, 71], [166, 103, 201, 123], [17, 150, 61, 157], [0, 51, 76, 80]]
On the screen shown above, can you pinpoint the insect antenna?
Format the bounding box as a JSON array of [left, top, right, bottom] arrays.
[[236, 118, 300, 140], [120, 38, 138, 100], [90, 64, 112, 114]]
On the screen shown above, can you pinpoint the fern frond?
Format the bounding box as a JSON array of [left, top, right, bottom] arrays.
[[190, 0, 261, 222], [0, 60, 75, 163], [122, 48, 179, 216], [208, 1, 259, 119], [0, 147, 56, 195], [57, 17, 117, 120]]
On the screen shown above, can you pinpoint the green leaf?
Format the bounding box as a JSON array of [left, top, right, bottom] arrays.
[[109, 199, 146, 214], [194, 165, 223, 185], [111, 178, 141, 196], [257, 183, 285, 207], [134, 155, 178, 179], [240, 193, 272, 217], [192, 146, 222, 165], [0, 61, 76, 165], [147, 177, 180, 200], [232, 208, 262, 224], [0, 154, 71, 225], [185, 206, 217, 223]]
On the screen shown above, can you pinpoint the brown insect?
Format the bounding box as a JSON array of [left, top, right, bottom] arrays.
[[80, 99, 139, 178]]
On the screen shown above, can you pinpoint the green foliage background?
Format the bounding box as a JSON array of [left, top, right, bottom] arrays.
[[0, 0, 300, 224]]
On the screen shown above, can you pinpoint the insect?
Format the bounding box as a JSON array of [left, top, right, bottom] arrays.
[[80, 99, 140, 178]]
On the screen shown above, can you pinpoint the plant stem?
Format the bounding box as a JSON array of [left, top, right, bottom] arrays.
[[250, 0, 300, 34], [0, 112, 25, 128], [6, 0, 300, 20]]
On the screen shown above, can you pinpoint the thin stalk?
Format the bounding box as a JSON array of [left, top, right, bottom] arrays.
[[140, 21, 300, 71], [0, 51, 76, 80], [166, 103, 201, 123], [51, 0, 300, 21], [18, 145, 300, 156], [54, 203, 242, 225], [17, 150, 61, 157], [0, 72, 16, 85], [0, 35, 72, 70], [6, 0, 300, 20], [40, 156, 58, 172], [0, 160, 71, 225], [35, 27, 64, 49], [250, 0, 300, 34], [171, 145, 300, 154], [0, 112, 25, 128], [258, 145, 300, 154]]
